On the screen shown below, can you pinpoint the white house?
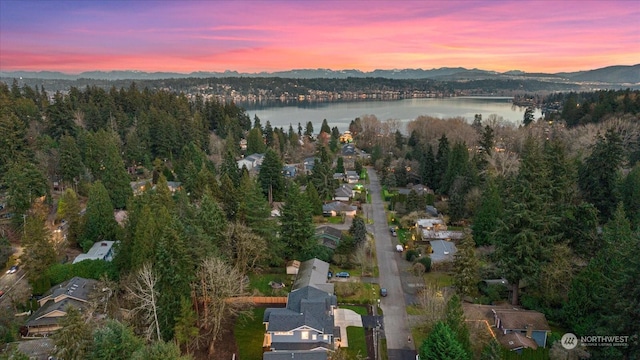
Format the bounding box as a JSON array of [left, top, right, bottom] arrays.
[[73, 241, 116, 264], [237, 153, 265, 171]]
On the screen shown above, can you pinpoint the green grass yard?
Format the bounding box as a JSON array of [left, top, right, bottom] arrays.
[[345, 326, 367, 359], [235, 307, 266, 360], [248, 273, 291, 296]]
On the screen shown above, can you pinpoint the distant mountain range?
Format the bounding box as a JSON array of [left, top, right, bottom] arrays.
[[2, 64, 639, 84]]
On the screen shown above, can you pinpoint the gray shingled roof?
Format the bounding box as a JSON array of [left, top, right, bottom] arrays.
[[26, 298, 86, 328], [292, 259, 331, 291], [270, 342, 332, 351], [263, 351, 328, 360], [266, 286, 336, 334]]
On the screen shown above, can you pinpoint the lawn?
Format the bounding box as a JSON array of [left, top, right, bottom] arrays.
[[423, 271, 453, 287], [335, 282, 379, 304], [235, 307, 266, 360], [345, 326, 367, 359], [248, 273, 291, 296], [327, 216, 344, 224], [340, 305, 368, 316]]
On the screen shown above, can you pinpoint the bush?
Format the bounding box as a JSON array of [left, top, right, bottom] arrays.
[[412, 262, 426, 276], [418, 256, 431, 272], [45, 260, 118, 286], [406, 249, 420, 262]]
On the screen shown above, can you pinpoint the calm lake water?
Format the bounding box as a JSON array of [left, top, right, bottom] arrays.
[[249, 97, 541, 133]]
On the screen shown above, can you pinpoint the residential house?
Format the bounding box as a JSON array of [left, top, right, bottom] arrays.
[[72, 241, 116, 264], [333, 185, 354, 202], [429, 240, 457, 262], [322, 202, 357, 217], [492, 309, 551, 352], [426, 205, 438, 217], [23, 277, 97, 336], [341, 144, 356, 157], [237, 153, 265, 171], [292, 258, 333, 293], [344, 171, 359, 184], [332, 173, 345, 181], [263, 259, 337, 360], [303, 157, 315, 174], [283, 165, 297, 178], [314, 226, 343, 250]]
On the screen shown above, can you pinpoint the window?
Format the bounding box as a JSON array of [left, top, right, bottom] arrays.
[[323, 335, 329, 341], [312, 334, 317, 340], [274, 331, 293, 336], [301, 331, 309, 340]]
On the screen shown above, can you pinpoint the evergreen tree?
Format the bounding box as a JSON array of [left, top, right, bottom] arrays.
[[20, 212, 56, 283], [472, 177, 503, 246], [219, 151, 240, 187], [305, 182, 323, 216], [131, 341, 192, 360], [335, 157, 345, 174], [53, 307, 93, 360], [578, 129, 623, 222], [494, 137, 557, 305], [280, 184, 315, 260], [246, 127, 266, 154], [264, 120, 274, 147], [440, 142, 469, 195], [523, 107, 535, 126], [349, 216, 367, 247], [56, 189, 82, 247], [59, 135, 85, 185], [174, 297, 198, 355], [452, 233, 479, 297], [0, 111, 30, 178], [320, 118, 331, 134], [445, 295, 472, 357], [419, 322, 470, 360], [434, 134, 450, 192], [47, 91, 76, 139], [4, 160, 49, 221], [219, 174, 239, 220], [305, 121, 314, 137], [80, 181, 119, 251], [620, 164, 640, 229], [565, 204, 637, 342], [91, 320, 144, 360], [258, 149, 285, 202], [479, 338, 503, 360], [419, 144, 436, 189]]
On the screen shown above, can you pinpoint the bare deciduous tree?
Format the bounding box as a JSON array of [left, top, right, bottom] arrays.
[[224, 222, 267, 276], [415, 283, 448, 333], [195, 257, 251, 355], [126, 263, 161, 341]]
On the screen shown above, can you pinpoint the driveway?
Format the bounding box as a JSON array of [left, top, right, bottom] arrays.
[[334, 308, 364, 348], [366, 167, 417, 360]]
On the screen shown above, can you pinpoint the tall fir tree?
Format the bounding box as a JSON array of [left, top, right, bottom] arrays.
[[280, 184, 315, 260], [80, 181, 119, 251]]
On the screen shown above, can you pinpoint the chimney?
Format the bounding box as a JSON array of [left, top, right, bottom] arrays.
[[525, 324, 533, 338]]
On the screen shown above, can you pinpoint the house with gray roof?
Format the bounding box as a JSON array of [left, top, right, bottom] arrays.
[[72, 241, 116, 264], [333, 185, 354, 202], [322, 201, 357, 217], [263, 259, 337, 359], [237, 153, 265, 171], [24, 277, 97, 337], [314, 226, 343, 250]]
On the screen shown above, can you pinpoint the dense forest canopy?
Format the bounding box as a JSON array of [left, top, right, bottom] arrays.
[[1, 79, 639, 359]]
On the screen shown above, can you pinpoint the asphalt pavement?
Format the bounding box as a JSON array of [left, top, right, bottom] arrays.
[[366, 167, 417, 360]]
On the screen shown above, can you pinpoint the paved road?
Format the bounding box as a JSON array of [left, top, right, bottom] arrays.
[[366, 168, 417, 360]]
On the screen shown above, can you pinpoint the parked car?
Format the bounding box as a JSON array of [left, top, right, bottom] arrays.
[[380, 288, 388, 297], [335, 272, 350, 278], [327, 271, 333, 279], [6, 265, 18, 274]]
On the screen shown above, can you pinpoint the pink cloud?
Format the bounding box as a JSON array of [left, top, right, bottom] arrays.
[[1, 0, 638, 73]]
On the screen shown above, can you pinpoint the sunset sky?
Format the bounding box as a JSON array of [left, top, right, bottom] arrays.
[[1, 0, 638, 74]]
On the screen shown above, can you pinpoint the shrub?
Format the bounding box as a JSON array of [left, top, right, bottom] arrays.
[[412, 262, 426, 276], [406, 249, 420, 262], [418, 256, 432, 272]]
